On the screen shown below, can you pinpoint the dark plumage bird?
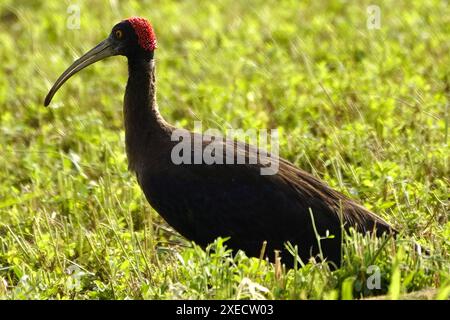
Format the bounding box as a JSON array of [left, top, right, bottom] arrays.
[[44, 17, 395, 268]]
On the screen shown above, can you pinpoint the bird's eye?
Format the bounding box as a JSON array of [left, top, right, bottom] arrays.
[[114, 30, 124, 40]]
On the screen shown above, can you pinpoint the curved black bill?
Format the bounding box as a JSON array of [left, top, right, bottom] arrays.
[[44, 39, 116, 106]]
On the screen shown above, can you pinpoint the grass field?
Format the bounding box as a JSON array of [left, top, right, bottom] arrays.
[[0, 0, 449, 299]]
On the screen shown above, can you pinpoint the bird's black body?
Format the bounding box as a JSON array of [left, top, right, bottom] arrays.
[[45, 18, 395, 268], [124, 58, 393, 267]]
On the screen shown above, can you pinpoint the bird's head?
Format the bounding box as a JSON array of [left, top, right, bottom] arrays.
[[44, 17, 157, 106], [110, 17, 157, 57]]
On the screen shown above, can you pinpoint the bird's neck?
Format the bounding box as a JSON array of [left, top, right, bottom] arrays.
[[124, 56, 171, 171]]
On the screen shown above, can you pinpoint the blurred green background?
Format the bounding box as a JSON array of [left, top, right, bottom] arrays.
[[0, 0, 448, 299]]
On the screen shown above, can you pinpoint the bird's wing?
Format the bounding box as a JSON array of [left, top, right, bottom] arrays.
[[275, 156, 394, 234], [201, 133, 394, 234]]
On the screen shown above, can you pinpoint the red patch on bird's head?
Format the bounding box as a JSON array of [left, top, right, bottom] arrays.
[[126, 17, 157, 51]]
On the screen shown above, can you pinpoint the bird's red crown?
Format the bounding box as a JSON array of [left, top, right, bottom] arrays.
[[126, 17, 157, 51]]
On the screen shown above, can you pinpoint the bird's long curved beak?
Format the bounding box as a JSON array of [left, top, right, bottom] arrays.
[[44, 38, 116, 106]]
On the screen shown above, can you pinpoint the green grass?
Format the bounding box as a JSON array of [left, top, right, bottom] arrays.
[[0, 0, 449, 299]]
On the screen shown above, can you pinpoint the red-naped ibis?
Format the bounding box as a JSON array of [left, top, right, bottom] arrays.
[[44, 17, 394, 268]]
